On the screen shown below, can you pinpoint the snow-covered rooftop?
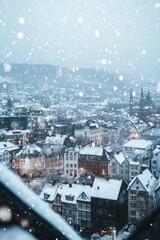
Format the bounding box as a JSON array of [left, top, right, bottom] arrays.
[[128, 169, 158, 193], [5, 129, 30, 135], [113, 152, 125, 165], [45, 134, 67, 145], [0, 141, 19, 152], [17, 144, 42, 156], [79, 146, 103, 156], [91, 177, 122, 200], [123, 139, 153, 149], [40, 183, 91, 204]]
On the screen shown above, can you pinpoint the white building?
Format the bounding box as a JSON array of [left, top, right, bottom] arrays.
[[0, 141, 19, 168], [123, 139, 153, 158], [13, 144, 45, 175], [108, 152, 129, 182], [127, 169, 158, 223], [128, 160, 141, 182], [64, 147, 79, 178], [74, 124, 105, 146], [151, 145, 160, 178]]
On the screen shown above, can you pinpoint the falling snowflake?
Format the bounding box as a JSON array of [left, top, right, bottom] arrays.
[[79, 91, 84, 97], [132, 91, 136, 96], [155, 3, 160, 8], [77, 17, 83, 24], [101, 59, 107, 65], [119, 75, 124, 81], [17, 32, 24, 39], [19, 17, 25, 25], [94, 30, 100, 37], [0, 206, 12, 222]]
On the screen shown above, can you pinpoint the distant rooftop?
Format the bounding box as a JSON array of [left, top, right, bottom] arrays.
[[123, 139, 153, 149], [79, 146, 103, 156]]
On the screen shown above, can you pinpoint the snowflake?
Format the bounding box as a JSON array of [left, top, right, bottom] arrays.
[[19, 17, 25, 25], [77, 17, 83, 24], [119, 75, 124, 81], [79, 91, 84, 97], [17, 32, 24, 39], [101, 59, 107, 65], [94, 30, 100, 37], [155, 3, 160, 8]]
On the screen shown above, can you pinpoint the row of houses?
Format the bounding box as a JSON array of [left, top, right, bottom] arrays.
[[0, 136, 157, 181], [40, 168, 160, 236], [40, 177, 128, 235]]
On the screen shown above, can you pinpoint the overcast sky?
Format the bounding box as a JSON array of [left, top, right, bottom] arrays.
[[0, 0, 160, 79]]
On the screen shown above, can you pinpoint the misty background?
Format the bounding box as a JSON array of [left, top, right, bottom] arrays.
[[0, 0, 160, 81]]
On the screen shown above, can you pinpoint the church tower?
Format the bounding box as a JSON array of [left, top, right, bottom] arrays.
[[139, 86, 146, 109], [145, 90, 153, 106]]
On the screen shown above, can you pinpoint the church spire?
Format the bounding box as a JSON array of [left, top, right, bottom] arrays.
[[141, 85, 144, 99], [130, 88, 133, 101]]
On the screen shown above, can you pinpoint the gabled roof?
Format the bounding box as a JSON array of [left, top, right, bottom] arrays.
[[17, 143, 42, 156], [77, 190, 91, 202], [112, 152, 125, 165], [128, 169, 158, 193], [41, 183, 92, 204], [61, 184, 91, 204]]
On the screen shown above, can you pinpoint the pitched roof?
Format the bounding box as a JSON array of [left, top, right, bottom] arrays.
[[41, 183, 91, 204], [113, 152, 125, 165], [128, 169, 158, 193], [91, 177, 123, 200]]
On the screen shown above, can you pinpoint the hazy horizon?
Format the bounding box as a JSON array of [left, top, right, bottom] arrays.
[[0, 0, 160, 80]]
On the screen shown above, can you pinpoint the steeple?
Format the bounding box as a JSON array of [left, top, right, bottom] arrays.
[[141, 85, 144, 99], [139, 85, 146, 109], [130, 88, 133, 101]]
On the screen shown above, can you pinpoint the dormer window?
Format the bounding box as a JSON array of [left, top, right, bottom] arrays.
[[44, 193, 50, 200], [81, 192, 87, 199], [65, 195, 74, 201]]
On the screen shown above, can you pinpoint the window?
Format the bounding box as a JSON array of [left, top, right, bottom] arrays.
[[131, 210, 136, 216], [65, 195, 74, 201], [44, 193, 50, 200], [81, 192, 86, 199], [130, 190, 136, 195], [131, 196, 136, 201]]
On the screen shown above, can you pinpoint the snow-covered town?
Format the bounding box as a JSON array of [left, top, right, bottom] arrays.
[[0, 1, 160, 240]]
